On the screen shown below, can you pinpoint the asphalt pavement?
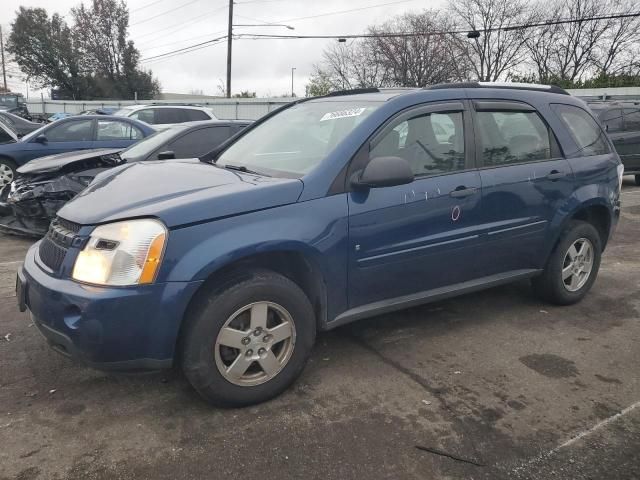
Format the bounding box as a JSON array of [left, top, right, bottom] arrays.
[[1, 179, 639, 480]]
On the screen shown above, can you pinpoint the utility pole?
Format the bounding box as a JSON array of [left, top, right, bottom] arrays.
[[0, 26, 7, 92], [291, 67, 296, 97], [226, 0, 234, 98]]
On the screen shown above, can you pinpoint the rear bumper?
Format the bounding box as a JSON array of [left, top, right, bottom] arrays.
[[20, 243, 203, 371]]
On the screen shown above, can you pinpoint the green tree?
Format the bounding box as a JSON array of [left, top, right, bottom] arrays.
[[8, 1, 159, 100]]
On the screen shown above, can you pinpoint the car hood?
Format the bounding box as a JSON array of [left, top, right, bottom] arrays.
[[17, 148, 123, 174], [58, 159, 304, 227]]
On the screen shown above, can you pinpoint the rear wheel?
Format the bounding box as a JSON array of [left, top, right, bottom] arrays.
[[532, 220, 602, 305], [0, 158, 16, 188], [181, 270, 315, 407]]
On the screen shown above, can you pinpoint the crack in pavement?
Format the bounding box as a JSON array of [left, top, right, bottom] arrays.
[[415, 445, 486, 467], [346, 331, 485, 467]]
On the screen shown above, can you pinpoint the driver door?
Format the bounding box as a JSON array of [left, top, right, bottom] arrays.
[[347, 102, 484, 309]]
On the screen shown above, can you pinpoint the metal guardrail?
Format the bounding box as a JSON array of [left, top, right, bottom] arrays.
[[25, 98, 296, 120]]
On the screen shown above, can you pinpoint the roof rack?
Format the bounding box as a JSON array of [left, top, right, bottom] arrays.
[[426, 82, 570, 96], [326, 88, 380, 97]]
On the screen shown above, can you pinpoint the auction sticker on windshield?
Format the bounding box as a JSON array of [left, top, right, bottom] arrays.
[[320, 107, 367, 122]]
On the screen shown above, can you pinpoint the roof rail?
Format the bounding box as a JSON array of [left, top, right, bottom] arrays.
[[426, 82, 570, 96], [326, 88, 380, 97]]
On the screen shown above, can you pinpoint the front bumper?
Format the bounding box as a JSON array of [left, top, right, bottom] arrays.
[[19, 243, 203, 371]]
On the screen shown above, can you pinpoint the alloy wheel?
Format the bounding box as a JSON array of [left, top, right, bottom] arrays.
[[214, 301, 296, 386], [0, 163, 13, 187], [562, 237, 594, 292]]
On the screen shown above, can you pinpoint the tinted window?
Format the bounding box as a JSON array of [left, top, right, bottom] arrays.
[[184, 109, 211, 121], [0, 113, 15, 125], [476, 111, 551, 166], [96, 120, 144, 141], [165, 126, 231, 158], [371, 111, 465, 176], [45, 120, 93, 142], [602, 108, 622, 132], [0, 127, 13, 144], [130, 109, 156, 124], [623, 108, 640, 131], [552, 104, 610, 156], [157, 108, 188, 124]]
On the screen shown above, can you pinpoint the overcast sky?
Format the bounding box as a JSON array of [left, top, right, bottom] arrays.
[[1, 0, 443, 98]]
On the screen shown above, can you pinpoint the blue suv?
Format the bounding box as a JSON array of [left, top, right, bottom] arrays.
[[16, 83, 622, 406]]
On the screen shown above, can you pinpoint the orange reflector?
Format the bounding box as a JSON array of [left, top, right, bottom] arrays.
[[139, 232, 166, 284]]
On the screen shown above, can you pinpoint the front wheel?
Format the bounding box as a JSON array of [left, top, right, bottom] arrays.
[[0, 158, 16, 188], [181, 270, 316, 407], [532, 221, 602, 305]]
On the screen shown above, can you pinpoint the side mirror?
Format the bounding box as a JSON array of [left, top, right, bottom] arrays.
[[157, 150, 176, 160], [351, 156, 414, 189], [34, 134, 47, 144]]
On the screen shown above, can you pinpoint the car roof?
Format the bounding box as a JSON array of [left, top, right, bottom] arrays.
[[123, 104, 213, 110], [309, 82, 572, 103]]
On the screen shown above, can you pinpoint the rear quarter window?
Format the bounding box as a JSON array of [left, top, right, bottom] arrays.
[[551, 104, 610, 157]]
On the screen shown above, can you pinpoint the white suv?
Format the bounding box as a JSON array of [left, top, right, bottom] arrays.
[[114, 104, 217, 125]]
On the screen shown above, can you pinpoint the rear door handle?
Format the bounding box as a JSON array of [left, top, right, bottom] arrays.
[[546, 170, 567, 181], [449, 186, 478, 198]]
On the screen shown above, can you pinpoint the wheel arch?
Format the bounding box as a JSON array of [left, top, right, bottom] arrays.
[[174, 248, 328, 366], [550, 198, 612, 258]]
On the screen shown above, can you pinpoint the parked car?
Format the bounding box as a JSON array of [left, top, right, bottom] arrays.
[[0, 115, 156, 186], [78, 107, 119, 115], [0, 121, 19, 184], [47, 112, 74, 123], [114, 104, 217, 125], [0, 92, 30, 118], [589, 102, 640, 185], [0, 121, 250, 236], [0, 111, 42, 137], [17, 83, 622, 407]]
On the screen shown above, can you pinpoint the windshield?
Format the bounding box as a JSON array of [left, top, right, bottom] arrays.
[[0, 94, 19, 109], [216, 100, 382, 177], [120, 127, 177, 161]]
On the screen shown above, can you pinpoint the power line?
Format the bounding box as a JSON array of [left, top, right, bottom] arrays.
[[142, 40, 227, 64], [134, 5, 228, 43], [141, 35, 227, 62], [235, 11, 640, 40], [139, 10, 640, 63], [130, 0, 206, 27], [235, 0, 421, 26], [130, 0, 168, 13]]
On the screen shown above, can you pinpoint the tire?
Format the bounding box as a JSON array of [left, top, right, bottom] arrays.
[[0, 158, 17, 188], [635, 174, 640, 186], [181, 270, 316, 407], [532, 220, 602, 305]]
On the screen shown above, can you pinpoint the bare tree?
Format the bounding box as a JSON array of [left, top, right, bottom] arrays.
[[368, 11, 470, 86], [449, 0, 535, 81], [595, 0, 640, 76]]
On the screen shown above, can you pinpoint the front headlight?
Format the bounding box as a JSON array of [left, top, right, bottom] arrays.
[[72, 219, 167, 286]]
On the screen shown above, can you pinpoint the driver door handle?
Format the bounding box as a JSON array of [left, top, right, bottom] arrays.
[[546, 170, 567, 181], [449, 186, 478, 198]]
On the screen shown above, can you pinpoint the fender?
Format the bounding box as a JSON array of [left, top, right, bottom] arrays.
[[544, 184, 615, 260], [159, 194, 350, 322]]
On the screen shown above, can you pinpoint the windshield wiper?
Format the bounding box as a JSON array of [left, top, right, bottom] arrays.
[[222, 164, 269, 177]]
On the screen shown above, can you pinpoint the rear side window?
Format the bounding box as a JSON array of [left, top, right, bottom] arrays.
[[623, 108, 640, 132], [97, 120, 144, 140], [165, 126, 231, 158], [602, 108, 622, 132], [370, 111, 465, 176], [184, 109, 211, 121], [476, 111, 552, 166], [131, 109, 156, 124], [551, 104, 610, 156], [157, 108, 188, 124]]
